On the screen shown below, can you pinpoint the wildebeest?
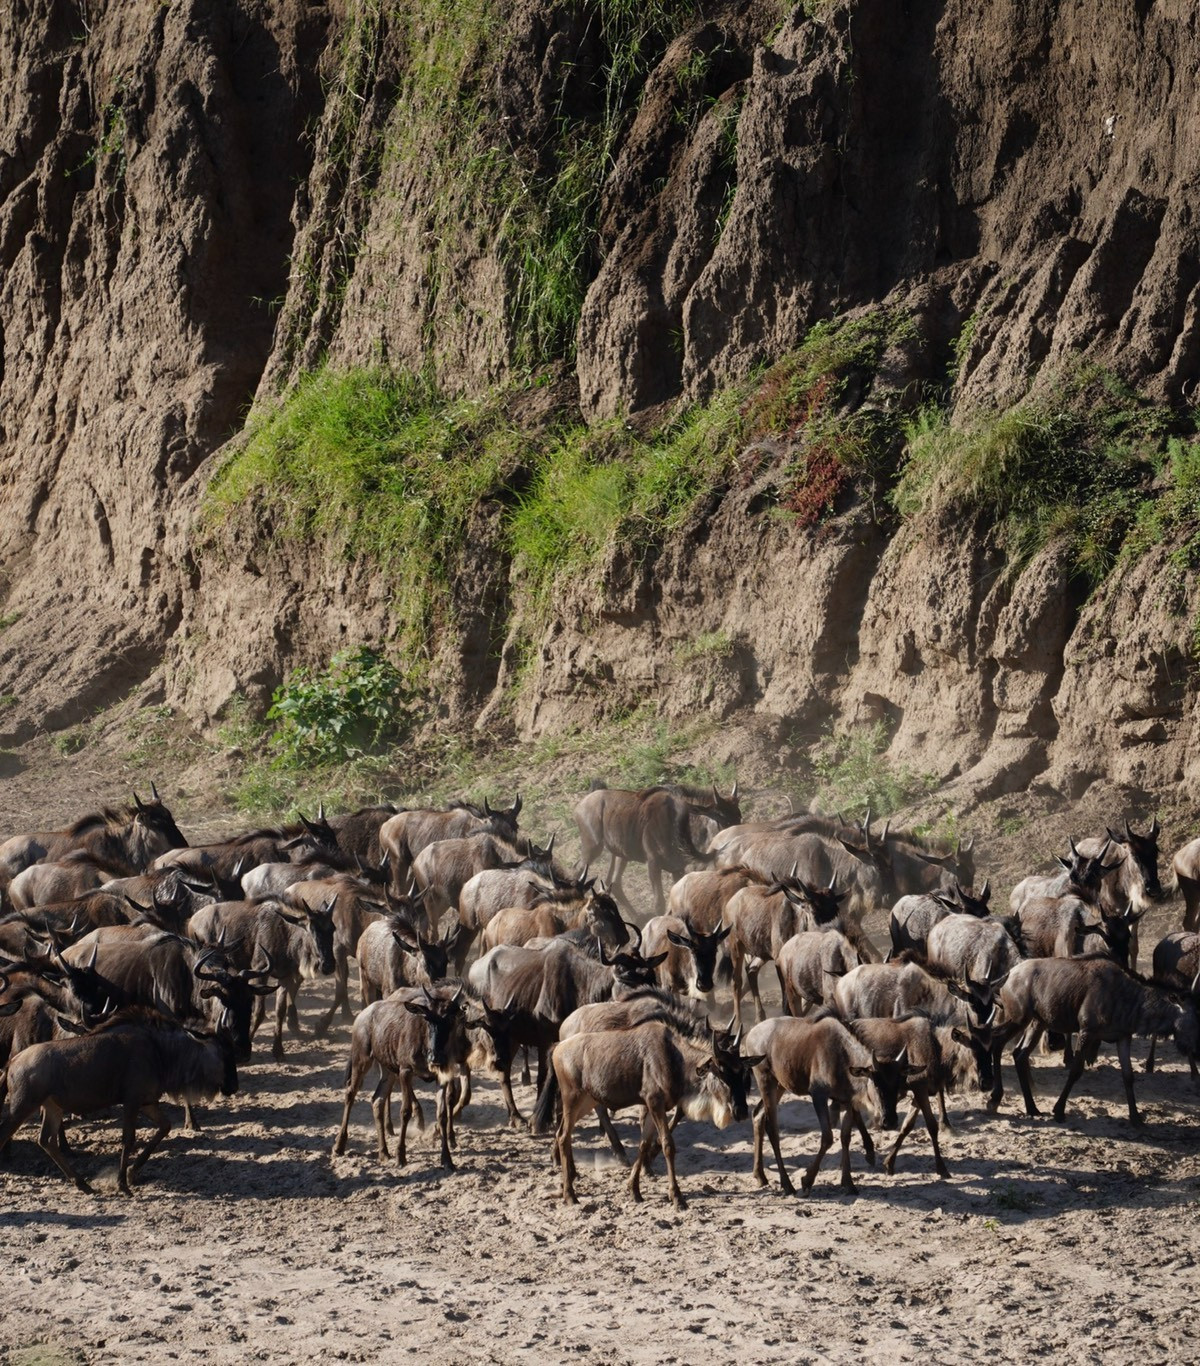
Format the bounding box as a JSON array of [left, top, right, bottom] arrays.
[[186, 897, 335, 1060], [548, 1020, 759, 1207], [1172, 837, 1200, 932], [480, 884, 626, 955], [775, 926, 860, 1016], [574, 782, 741, 915], [993, 956, 1200, 1122], [889, 880, 991, 957], [0, 790, 188, 908], [411, 831, 553, 930], [0, 1007, 237, 1193], [639, 915, 732, 999], [1016, 896, 1141, 968], [925, 913, 1021, 990], [743, 1014, 880, 1195], [845, 1014, 976, 1177], [467, 934, 666, 1123], [331, 984, 470, 1169], [665, 865, 766, 933], [380, 797, 522, 893]]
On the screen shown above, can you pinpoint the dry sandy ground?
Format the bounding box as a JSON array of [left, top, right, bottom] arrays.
[[2, 747, 1200, 1363]]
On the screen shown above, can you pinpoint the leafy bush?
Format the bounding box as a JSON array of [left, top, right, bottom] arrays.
[[267, 648, 411, 767], [893, 365, 1194, 581], [810, 722, 934, 820], [205, 366, 536, 654]]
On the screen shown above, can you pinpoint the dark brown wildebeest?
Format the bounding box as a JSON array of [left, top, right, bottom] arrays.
[[993, 955, 1200, 1123], [380, 797, 522, 893], [0, 1006, 238, 1194], [0, 789, 188, 907], [186, 898, 335, 1061], [640, 915, 732, 1000], [1017, 897, 1142, 969], [467, 934, 665, 1124], [889, 880, 991, 957], [331, 984, 471, 1169], [743, 1014, 880, 1195], [574, 782, 741, 916], [328, 804, 399, 865], [548, 1020, 760, 1208], [845, 1014, 976, 1177], [775, 926, 860, 1016], [1146, 931, 1200, 1081]]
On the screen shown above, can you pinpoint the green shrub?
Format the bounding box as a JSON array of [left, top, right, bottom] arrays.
[[893, 364, 1192, 581], [267, 647, 412, 767], [810, 722, 935, 820], [205, 366, 533, 652]]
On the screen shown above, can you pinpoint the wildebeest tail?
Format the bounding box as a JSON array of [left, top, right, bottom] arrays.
[[673, 803, 714, 864], [531, 1054, 560, 1136], [716, 948, 733, 986]]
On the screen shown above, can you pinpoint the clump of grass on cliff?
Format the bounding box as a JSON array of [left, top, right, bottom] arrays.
[[893, 363, 1194, 583], [204, 366, 533, 658]]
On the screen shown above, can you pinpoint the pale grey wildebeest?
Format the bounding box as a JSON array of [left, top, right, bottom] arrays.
[[574, 781, 741, 915]]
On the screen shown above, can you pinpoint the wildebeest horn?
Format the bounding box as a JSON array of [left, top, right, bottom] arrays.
[[318, 802, 326, 822], [150, 780, 161, 801], [247, 948, 275, 981], [194, 949, 225, 982], [789, 861, 798, 881], [512, 793, 522, 817], [1149, 815, 1160, 839], [423, 984, 436, 1007], [596, 936, 614, 965], [451, 982, 464, 1005], [731, 780, 738, 801], [545, 832, 556, 856], [483, 796, 495, 816], [132, 789, 146, 810], [623, 919, 642, 952], [827, 874, 837, 893], [979, 879, 991, 902], [1191, 969, 1200, 995], [881, 819, 890, 844], [1068, 835, 1079, 856]]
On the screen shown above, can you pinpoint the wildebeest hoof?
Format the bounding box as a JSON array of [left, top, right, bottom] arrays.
[[1051, 1109, 1067, 1123], [671, 1194, 688, 1211], [935, 1163, 951, 1180], [840, 1180, 858, 1195], [862, 1145, 876, 1168], [882, 1158, 896, 1177]]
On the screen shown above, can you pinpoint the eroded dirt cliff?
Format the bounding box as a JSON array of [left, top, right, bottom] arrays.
[[2, 0, 1199, 809]]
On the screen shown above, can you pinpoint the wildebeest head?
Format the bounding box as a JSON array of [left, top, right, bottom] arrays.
[[129, 784, 189, 864], [404, 984, 468, 1081], [580, 882, 627, 952], [933, 879, 991, 918], [666, 919, 733, 994], [598, 921, 668, 988], [699, 1023, 764, 1126], [1056, 836, 1123, 899], [704, 782, 741, 830], [182, 1022, 240, 1096], [784, 877, 847, 926], [194, 947, 276, 1061], [465, 997, 520, 1075], [394, 920, 459, 983], [275, 897, 337, 976], [1089, 903, 1145, 970], [1104, 817, 1164, 902], [943, 978, 1000, 1091], [483, 793, 522, 838]]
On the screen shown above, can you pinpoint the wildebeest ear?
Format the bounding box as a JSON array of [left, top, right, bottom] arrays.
[[198, 984, 220, 1000], [272, 909, 307, 926], [696, 1058, 716, 1077], [849, 1064, 875, 1078], [836, 837, 871, 863], [1055, 856, 1072, 872], [1105, 826, 1128, 846], [713, 922, 733, 944], [403, 1001, 432, 1019], [0, 997, 22, 1018], [645, 951, 670, 968], [54, 1013, 89, 1033], [932, 894, 959, 911], [950, 1027, 972, 1047], [666, 930, 692, 949], [740, 1053, 766, 1070]]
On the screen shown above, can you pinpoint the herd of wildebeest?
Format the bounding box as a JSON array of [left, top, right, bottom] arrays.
[[1, 777, 1199, 1208]]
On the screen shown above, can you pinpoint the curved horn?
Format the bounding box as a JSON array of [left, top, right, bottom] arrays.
[[132, 789, 146, 811], [1149, 815, 1160, 839], [150, 780, 161, 802], [247, 948, 275, 982], [1191, 968, 1200, 995], [545, 832, 556, 857], [1068, 834, 1079, 856], [194, 948, 225, 982], [881, 819, 890, 844], [623, 919, 642, 953], [483, 796, 495, 817], [789, 861, 798, 881], [979, 878, 991, 903], [731, 780, 738, 801], [317, 802, 326, 822], [596, 936, 614, 966]]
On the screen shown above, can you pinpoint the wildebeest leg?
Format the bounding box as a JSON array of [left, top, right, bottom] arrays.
[[651, 1102, 684, 1209], [273, 984, 289, 1062], [1013, 1020, 1046, 1116], [936, 1086, 952, 1129], [181, 1101, 200, 1132], [500, 1063, 524, 1126], [837, 1105, 857, 1194], [646, 858, 666, 919], [730, 946, 746, 1030], [37, 1101, 93, 1194], [756, 1079, 796, 1195], [535, 1043, 548, 1096], [1145, 1033, 1158, 1074], [437, 1085, 455, 1170], [801, 1093, 834, 1193], [850, 1106, 875, 1166], [251, 992, 267, 1039], [1115, 1036, 1142, 1125], [452, 1069, 471, 1118], [314, 953, 348, 1036], [520, 1046, 532, 1086], [883, 1098, 924, 1175], [130, 1102, 172, 1181], [595, 1105, 629, 1165], [370, 1069, 397, 1160], [115, 1106, 141, 1196], [627, 1108, 658, 1204], [747, 960, 766, 1023], [1050, 1038, 1091, 1122], [558, 1089, 593, 1204], [332, 1049, 369, 1156]]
